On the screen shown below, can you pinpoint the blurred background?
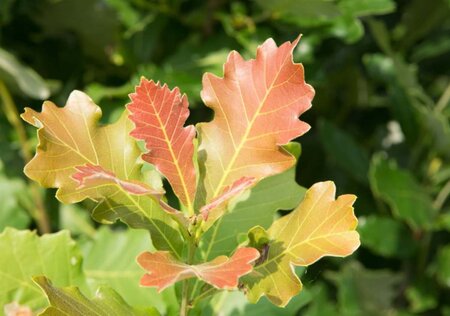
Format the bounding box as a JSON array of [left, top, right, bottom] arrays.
[[0, 0, 449, 315]]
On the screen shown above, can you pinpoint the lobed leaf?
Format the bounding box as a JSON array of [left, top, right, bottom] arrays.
[[243, 181, 360, 306], [137, 247, 260, 291], [82, 227, 176, 313], [128, 78, 197, 212], [34, 276, 159, 316], [197, 37, 314, 204], [22, 91, 184, 256], [0, 228, 86, 310]]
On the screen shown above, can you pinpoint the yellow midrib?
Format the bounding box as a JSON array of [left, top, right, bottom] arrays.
[[146, 89, 194, 215], [211, 53, 291, 199]]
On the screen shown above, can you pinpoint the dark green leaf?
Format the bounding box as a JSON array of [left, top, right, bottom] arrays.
[[359, 215, 416, 258], [369, 154, 435, 230]]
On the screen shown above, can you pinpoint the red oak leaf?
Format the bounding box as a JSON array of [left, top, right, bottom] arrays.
[[137, 247, 260, 291], [128, 78, 197, 212]]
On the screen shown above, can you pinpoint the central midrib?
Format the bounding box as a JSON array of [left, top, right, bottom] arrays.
[[145, 87, 194, 214], [210, 53, 291, 199]]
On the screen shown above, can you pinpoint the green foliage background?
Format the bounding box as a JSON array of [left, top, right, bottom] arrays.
[[0, 0, 449, 315]]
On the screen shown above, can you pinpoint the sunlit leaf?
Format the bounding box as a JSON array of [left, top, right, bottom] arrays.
[[197, 37, 314, 204], [128, 78, 197, 212], [22, 91, 184, 256], [137, 248, 260, 291], [82, 227, 176, 314], [0, 228, 86, 310], [243, 181, 360, 306], [34, 276, 159, 316]]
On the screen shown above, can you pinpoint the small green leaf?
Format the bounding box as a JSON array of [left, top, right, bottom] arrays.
[[369, 153, 435, 230], [34, 276, 159, 316]]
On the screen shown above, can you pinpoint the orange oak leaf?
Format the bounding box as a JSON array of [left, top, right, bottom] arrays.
[[244, 181, 360, 306], [197, 37, 315, 204], [137, 247, 260, 291], [200, 176, 256, 231], [128, 78, 197, 212]]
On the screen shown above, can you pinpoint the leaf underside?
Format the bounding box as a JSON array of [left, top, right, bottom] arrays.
[[137, 247, 260, 291]]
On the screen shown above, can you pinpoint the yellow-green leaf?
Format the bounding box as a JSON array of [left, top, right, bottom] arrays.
[[22, 91, 183, 256], [244, 181, 360, 306]]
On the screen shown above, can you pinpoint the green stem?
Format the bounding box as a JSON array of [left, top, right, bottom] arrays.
[[0, 81, 51, 234], [435, 83, 450, 113], [190, 286, 217, 308], [180, 237, 196, 316]]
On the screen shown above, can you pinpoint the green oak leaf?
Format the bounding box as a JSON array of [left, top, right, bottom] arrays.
[[0, 228, 86, 310], [34, 276, 159, 316]]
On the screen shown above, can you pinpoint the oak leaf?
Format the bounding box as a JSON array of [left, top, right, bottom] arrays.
[[21, 91, 184, 256], [197, 37, 314, 204], [244, 181, 360, 306], [128, 78, 197, 212], [137, 247, 260, 291]]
